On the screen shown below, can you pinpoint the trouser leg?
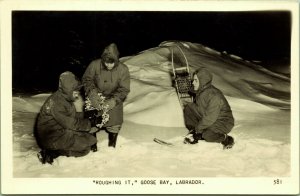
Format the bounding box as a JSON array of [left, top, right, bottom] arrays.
[[106, 125, 121, 148], [59, 131, 97, 157], [62, 148, 91, 157], [202, 129, 226, 143], [90, 132, 98, 152], [183, 103, 202, 131], [69, 132, 97, 151]]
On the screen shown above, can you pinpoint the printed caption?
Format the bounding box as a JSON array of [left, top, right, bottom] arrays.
[[92, 179, 205, 186]]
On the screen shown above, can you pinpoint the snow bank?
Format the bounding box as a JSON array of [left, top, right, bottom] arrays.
[[13, 95, 49, 113], [125, 89, 184, 127]]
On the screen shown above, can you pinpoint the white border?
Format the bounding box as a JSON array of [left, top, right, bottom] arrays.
[[1, 0, 299, 194]]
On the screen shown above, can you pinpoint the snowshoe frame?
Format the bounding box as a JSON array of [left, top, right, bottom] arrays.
[[171, 45, 193, 108]]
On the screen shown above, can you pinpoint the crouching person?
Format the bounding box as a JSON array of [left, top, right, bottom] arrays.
[[183, 68, 235, 149], [35, 71, 98, 164]]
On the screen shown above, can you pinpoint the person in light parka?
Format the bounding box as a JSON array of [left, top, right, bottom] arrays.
[[82, 43, 130, 149]]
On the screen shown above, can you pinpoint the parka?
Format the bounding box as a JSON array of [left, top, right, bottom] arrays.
[[192, 68, 234, 134], [36, 71, 95, 152], [82, 43, 130, 127]]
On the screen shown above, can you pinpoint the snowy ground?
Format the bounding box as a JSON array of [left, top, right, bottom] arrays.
[[12, 95, 291, 177], [12, 41, 291, 177]]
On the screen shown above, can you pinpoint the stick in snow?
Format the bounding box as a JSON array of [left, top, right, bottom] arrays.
[[153, 138, 174, 146]]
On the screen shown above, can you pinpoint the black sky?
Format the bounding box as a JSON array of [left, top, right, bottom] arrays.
[[12, 11, 291, 92]]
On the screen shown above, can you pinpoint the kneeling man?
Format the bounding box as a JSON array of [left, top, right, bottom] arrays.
[[184, 68, 235, 149], [35, 71, 98, 164]]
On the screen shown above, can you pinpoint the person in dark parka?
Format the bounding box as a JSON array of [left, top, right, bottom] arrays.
[[183, 67, 235, 149], [35, 71, 98, 164], [82, 43, 130, 148]]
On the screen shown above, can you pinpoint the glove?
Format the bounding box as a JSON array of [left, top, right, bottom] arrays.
[[89, 127, 99, 134], [88, 115, 103, 127], [184, 134, 198, 144], [84, 109, 98, 119], [104, 98, 116, 111], [184, 131, 203, 144], [88, 89, 102, 110]]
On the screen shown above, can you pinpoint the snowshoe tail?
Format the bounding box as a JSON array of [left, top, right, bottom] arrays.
[[153, 138, 174, 146]]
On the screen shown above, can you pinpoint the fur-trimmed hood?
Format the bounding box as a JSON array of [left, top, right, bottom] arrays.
[[101, 43, 120, 66], [194, 67, 213, 92], [58, 71, 82, 101]]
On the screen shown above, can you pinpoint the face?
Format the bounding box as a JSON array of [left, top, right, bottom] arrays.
[[104, 62, 115, 70], [72, 90, 80, 100], [192, 74, 200, 91]]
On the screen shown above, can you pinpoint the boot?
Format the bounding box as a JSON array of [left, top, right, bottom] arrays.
[[91, 144, 98, 152], [221, 135, 235, 149], [37, 149, 59, 164], [184, 137, 198, 144], [108, 132, 118, 148], [91, 132, 98, 152]]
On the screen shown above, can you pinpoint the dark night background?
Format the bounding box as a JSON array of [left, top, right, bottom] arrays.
[[12, 11, 291, 93]]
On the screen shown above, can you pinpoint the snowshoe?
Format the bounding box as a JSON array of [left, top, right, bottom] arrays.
[[171, 45, 193, 108], [221, 135, 235, 149]]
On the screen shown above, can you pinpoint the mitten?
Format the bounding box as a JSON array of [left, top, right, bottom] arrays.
[[104, 98, 116, 111], [89, 127, 99, 134], [88, 89, 102, 110]]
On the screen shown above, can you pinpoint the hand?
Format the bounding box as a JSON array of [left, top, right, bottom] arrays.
[[89, 127, 99, 134], [183, 131, 202, 144], [73, 93, 84, 112], [104, 98, 116, 111], [88, 89, 102, 110], [84, 109, 99, 119], [89, 116, 103, 127]]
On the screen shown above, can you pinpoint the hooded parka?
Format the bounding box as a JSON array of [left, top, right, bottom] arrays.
[[36, 71, 97, 157], [82, 43, 130, 127], [184, 68, 234, 141]]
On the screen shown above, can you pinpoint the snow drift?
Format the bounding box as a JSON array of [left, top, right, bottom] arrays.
[[12, 41, 290, 177], [124, 41, 290, 109]]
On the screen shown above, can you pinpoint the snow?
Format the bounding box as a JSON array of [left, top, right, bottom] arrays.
[[12, 41, 291, 178]]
